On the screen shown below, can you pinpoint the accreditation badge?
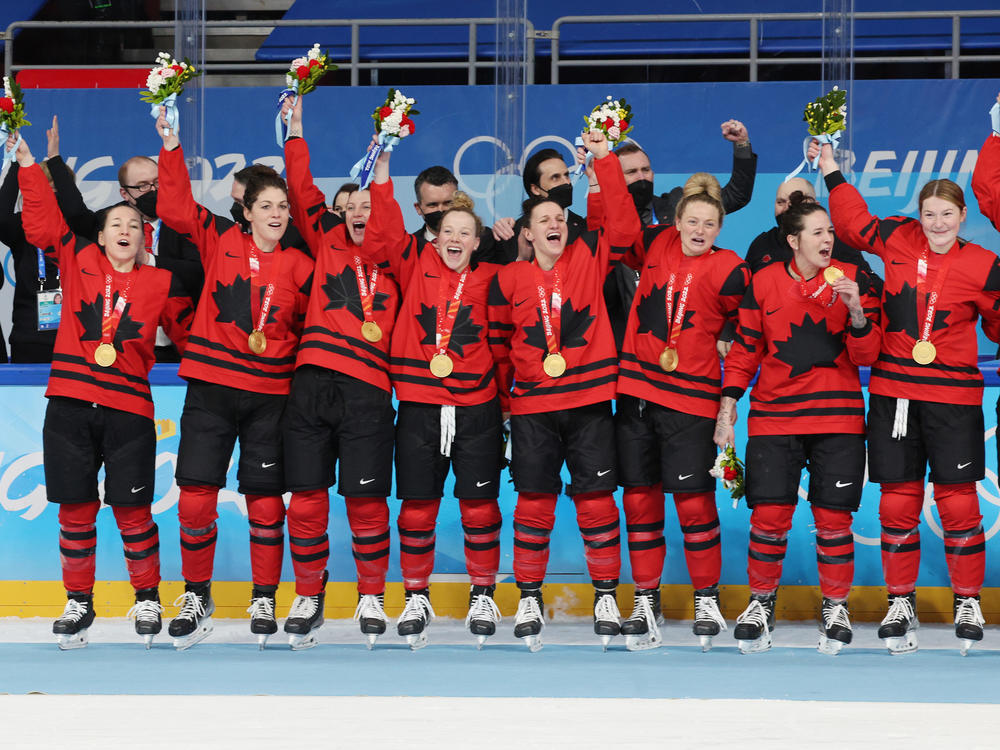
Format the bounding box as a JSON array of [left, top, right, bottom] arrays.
[[37, 288, 62, 331]]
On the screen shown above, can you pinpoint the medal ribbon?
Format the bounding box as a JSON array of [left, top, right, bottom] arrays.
[[353, 255, 379, 327], [248, 241, 286, 334], [664, 270, 695, 352], [915, 246, 956, 345], [100, 271, 135, 348], [534, 264, 562, 356], [789, 258, 837, 307], [435, 269, 469, 357]]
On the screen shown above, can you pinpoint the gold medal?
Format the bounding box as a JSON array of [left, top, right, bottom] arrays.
[[543, 352, 567, 378], [429, 353, 454, 378], [94, 342, 117, 367], [823, 266, 844, 285], [248, 330, 267, 354], [912, 340, 936, 365], [659, 347, 679, 372], [361, 321, 382, 343]]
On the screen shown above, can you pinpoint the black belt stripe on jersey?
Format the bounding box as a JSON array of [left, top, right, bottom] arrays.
[[516, 372, 618, 397], [619, 353, 722, 386], [748, 406, 866, 419], [751, 390, 863, 406], [52, 353, 152, 387], [618, 369, 721, 401], [182, 349, 293, 380], [870, 367, 983, 388], [187, 335, 297, 366], [876, 353, 979, 375], [297, 340, 390, 372], [50, 368, 153, 402], [301, 327, 391, 362]]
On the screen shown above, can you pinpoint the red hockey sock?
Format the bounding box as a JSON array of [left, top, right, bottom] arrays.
[[177, 484, 220, 585], [398, 498, 441, 591], [747, 503, 796, 595], [246, 494, 285, 588], [675, 491, 721, 591], [287, 489, 330, 596], [812, 506, 854, 601], [58, 501, 99, 594], [459, 498, 501, 586], [573, 491, 621, 585], [622, 484, 665, 590], [935, 482, 985, 597], [112, 504, 160, 591], [345, 496, 390, 595], [879, 481, 923, 595], [513, 492, 557, 586]]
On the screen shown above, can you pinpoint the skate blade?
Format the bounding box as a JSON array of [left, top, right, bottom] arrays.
[[960, 638, 978, 657], [364, 633, 378, 650], [600, 634, 613, 651], [521, 634, 543, 652], [406, 632, 428, 651], [817, 635, 845, 655], [143, 634, 154, 650], [172, 620, 214, 651], [476, 635, 487, 650], [288, 632, 319, 651], [625, 631, 662, 652], [56, 632, 89, 650], [256, 634, 269, 651], [698, 635, 714, 652], [884, 632, 918, 655], [737, 635, 772, 655]]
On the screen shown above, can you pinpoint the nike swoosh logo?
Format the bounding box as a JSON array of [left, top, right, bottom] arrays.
[[261, 462, 277, 468], [678, 474, 693, 481], [130, 486, 146, 494], [765, 308, 781, 316], [225, 252, 240, 258], [424, 271, 440, 279], [81, 268, 97, 276], [890, 260, 907, 266], [476, 480, 491, 487], [514, 298, 530, 307], [359, 478, 376, 485], [958, 462, 972, 469], [646, 264, 657, 270], [835, 481, 853, 488], [597, 469, 612, 477]]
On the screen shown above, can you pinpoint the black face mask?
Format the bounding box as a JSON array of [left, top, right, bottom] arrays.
[[628, 180, 654, 211], [544, 183, 574, 210], [230, 201, 250, 231], [422, 210, 445, 234], [134, 190, 158, 220]]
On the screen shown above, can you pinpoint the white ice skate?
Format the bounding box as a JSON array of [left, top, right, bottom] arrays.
[[247, 593, 277, 650], [353, 593, 387, 650], [621, 589, 662, 652], [127, 597, 164, 649], [817, 599, 852, 656], [465, 591, 502, 649], [285, 593, 324, 651], [396, 592, 435, 651], [53, 597, 95, 651], [878, 594, 918, 656], [734, 596, 774, 654], [954, 596, 985, 657], [693, 589, 727, 652], [513, 595, 544, 652], [169, 590, 214, 651]]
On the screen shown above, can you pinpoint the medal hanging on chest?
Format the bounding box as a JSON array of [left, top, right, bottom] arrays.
[[790, 258, 837, 308], [354, 255, 382, 343], [429, 269, 469, 378], [93, 270, 135, 367], [911, 248, 955, 365], [534, 265, 566, 378], [659, 262, 695, 373], [247, 241, 285, 355]]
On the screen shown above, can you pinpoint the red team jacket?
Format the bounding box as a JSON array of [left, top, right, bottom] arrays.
[[158, 145, 313, 396], [19, 163, 192, 419], [828, 174, 1000, 406], [972, 132, 1000, 231], [723, 259, 882, 436], [488, 153, 641, 415], [366, 178, 501, 408], [618, 225, 749, 419], [284, 137, 399, 393]]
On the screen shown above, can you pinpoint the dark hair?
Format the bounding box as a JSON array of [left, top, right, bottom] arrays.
[[675, 172, 724, 227], [96, 201, 143, 238], [779, 191, 827, 242], [522, 148, 565, 195], [234, 163, 279, 186], [413, 166, 457, 203], [117, 155, 157, 187], [614, 141, 647, 159], [918, 179, 966, 212], [333, 182, 360, 202], [243, 170, 288, 209], [520, 194, 561, 222]]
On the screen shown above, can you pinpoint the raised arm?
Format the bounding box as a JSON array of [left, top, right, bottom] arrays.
[[586, 131, 641, 267], [719, 119, 757, 215], [971, 92, 1000, 231], [366, 136, 419, 285], [0, 158, 24, 249], [15, 134, 77, 270]]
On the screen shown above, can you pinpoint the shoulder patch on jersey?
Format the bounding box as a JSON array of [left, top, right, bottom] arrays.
[[487, 275, 510, 306], [719, 263, 750, 296], [983, 257, 1000, 292]]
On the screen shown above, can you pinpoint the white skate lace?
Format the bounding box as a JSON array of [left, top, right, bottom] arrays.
[[246, 596, 275, 622], [514, 596, 544, 629], [880, 595, 915, 627], [465, 594, 501, 628], [353, 594, 386, 624], [127, 599, 164, 624], [594, 593, 621, 625], [625, 593, 655, 628], [695, 594, 728, 631], [822, 602, 851, 632], [954, 597, 985, 628], [58, 599, 89, 624], [736, 599, 769, 631], [287, 594, 320, 620], [172, 591, 207, 622], [396, 593, 435, 627]]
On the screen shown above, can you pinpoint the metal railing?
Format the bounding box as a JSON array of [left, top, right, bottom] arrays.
[[551, 10, 1000, 83], [3, 17, 536, 86]]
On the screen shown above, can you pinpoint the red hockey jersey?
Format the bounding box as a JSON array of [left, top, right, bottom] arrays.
[[158, 145, 314, 396], [488, 153, 640, 415], [20, 163, 192, 419], [284, 137, 399, 393], [618, 225, 749, 419], [972, 132, 1000, 230], [723, 259, 882, 436], [366, 178, 500, 407], [828, 174, 1000, 406]]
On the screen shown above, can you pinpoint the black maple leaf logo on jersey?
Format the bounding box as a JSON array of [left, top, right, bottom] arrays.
[[635, 284, 696, 342], [415, 302, 483, 358], [773, 314, 844, 377], [882, 281, 950, 339], [76, 293, 144, 350], [321, 267, 390, 322], [523, 298, 595, 352]]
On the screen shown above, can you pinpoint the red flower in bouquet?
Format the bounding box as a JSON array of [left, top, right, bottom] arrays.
[[0, 98, 13, 114]]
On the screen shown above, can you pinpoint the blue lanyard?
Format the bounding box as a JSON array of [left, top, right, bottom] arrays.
[[36, 246, 46, 282]]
